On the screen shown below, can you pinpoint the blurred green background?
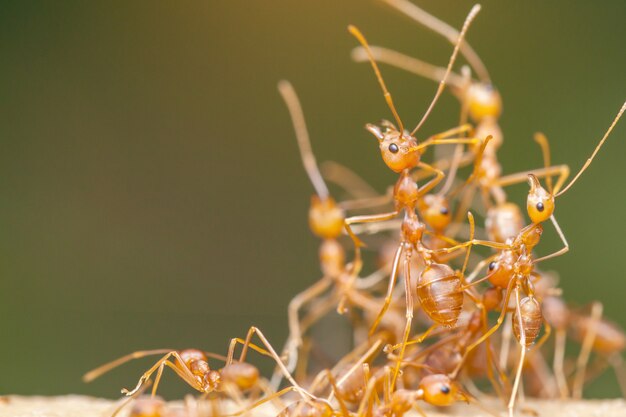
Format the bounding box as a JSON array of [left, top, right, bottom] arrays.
[[1, 0, 625, 399]]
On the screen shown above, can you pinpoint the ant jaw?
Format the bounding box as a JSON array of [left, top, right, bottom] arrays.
[[365, 123, 384, 142]]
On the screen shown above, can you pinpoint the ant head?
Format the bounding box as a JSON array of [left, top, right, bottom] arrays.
[[467, 82, 502, 122], [487, 250, 515, 289], [366, 123, 419, 173], [417, 374, 459, 406], [202, 370, 221, 392], [309, 196, 345, 239], [526, 174, 555, 223], [417, 194, 451, 232]]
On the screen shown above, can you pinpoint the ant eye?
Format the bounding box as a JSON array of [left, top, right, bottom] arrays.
[[388, 143, 399, 154], [488, 262, 496, 271], [536, 202, 544, 212], [440, 385, 451, 394], [440, 207, 449, 215]]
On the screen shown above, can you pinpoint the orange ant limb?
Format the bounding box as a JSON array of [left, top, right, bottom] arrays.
[[287, 276, 333, 350], [409, 4, 482, 136], [572, 301, 603, 399], [83, 349, 174, 383], [344, 210, 400, 250], [380, 0, 491, 82], [368, 243, 403, 335], [390, 249, 417, 390], [508, 287, 527, 417], [553, 325, 570, 399], [351, 45, 466, 91], [451, 277, 519, 380], [555, 101, 626, 197], [231, 327, 314, 402]]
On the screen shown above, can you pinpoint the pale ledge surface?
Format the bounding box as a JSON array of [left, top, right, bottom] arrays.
[[1, 396, 625, 417]]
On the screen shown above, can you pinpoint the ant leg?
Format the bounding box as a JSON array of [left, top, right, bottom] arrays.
[[340, 193, 394, 211], [430, 124, 474, 140], [151, 362, 166, 397], [533, 215, 569, 264], [344, 210, 400, 247], [508, 287, 526, 417], [391, 251, 416, 389], [431, 234, 509, 256], [351, 45, 465, 88], [573, 301, 603, 399], [495, 165, 570, 189], [608, 353, 626, 398], [325, 370, 351, 417], [411, 137, 483, 154], [465, 254, 498, 284], [320, 160, 380, 200], [237, 327, 313, 401], [452, 279, 518, 378], [334, 339, 383, 394], [356, 264, 390, 290], [227, 338, 270, 365], [553, 327, 570, 399], [463, 291, 507, 400], [369, 243, 404, 336], [356, 369, 380, 417], [223, 386, 298, 417], [287, 276, 333, 353], [380, 0, 491, 82], [499, 313, 513, 371], [414, 161, 444, 196], [83, 349, 173, 382], [122, 352, 201, 397]]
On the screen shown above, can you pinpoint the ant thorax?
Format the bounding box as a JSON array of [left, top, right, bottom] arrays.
[[514, 222, 543, 252], [486, 202, 524, 243], [366, 122, 420, 173], [393, 170, 419, 210]]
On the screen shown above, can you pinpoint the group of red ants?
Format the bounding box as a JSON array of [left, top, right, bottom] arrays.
[[82, 1, 626, 417]]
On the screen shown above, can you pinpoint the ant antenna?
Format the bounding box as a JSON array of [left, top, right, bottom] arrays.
[[411, 4, 481, 136], [278, 80, 330, 200], [555, 100, 626, 197], [348, 25, 405, 134], [381, 0, 491, 83], [533, 132, 553, 193]]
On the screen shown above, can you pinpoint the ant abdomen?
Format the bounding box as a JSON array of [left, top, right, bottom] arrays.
[[424, 345, 462, 375], [129, 396, 166, 417], [220, 362, 260, 391], [416, 263, 463, 327], [485, 202, 524, 244], [542, 295, 569, 330], [309, 196, 345, 239], [466, 83, 502, 123], [513, 297, 543, 347], [277, 399, 333, 417], [572, 316, 626, 355], [335, 365, 366, 403]]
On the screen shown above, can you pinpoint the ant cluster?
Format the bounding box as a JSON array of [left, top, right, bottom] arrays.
[[84, 2, 626, 417]]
